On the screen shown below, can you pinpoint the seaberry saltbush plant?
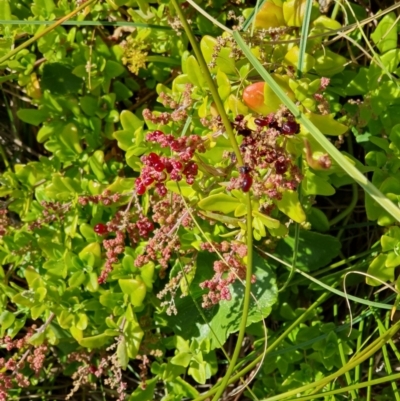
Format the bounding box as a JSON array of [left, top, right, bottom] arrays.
[[1, 0, 400, 400]]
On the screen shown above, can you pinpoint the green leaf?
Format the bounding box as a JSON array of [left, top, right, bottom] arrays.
[[59, 123, 82, 154], [120, 110, 143, 131], [252, 210, 280, 228], [306, 112, 348, 136], [104, 60, 126, 78], [367, 253, 394, 286], [42, 63, 82, 94], [275, 190, 306, 223], [171, 351, 192, 367], [79, 332, 116, 349], [0, 0, 11, 20], [186, 55, 206, 89], [17, 109, 49, 126], [198, 194, 241, 214], [0, 310, 15, 330], [313, 49, 347, 76], [68, 271, 86, 287], [118, 278, 147, 307], [275, 229, 341, 272], [371, 12, 397, 54], [27, 331, 45, 346], [128, 378, 157, 401]]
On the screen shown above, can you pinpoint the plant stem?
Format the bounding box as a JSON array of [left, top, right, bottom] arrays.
[[0, 0, 98, 65], [282, 372, 400, 401], [0, 142, 10, 170], [297, 0, 313, 79], [170, 2, 254, 399]]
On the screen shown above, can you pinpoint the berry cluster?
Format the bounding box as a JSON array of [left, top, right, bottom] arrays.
[[199, 241, 255, 308], [228, 109, 303, 199], [135, 131, 205, 196]]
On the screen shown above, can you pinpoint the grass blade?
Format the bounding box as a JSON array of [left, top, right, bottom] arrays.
[[297, 0, 313, 78], [0, 19, 173, 30], [233, 30, 400, 224]]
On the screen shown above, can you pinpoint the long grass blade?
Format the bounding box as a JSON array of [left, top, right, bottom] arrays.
[[233, 31, 400, 223], [297, 0, 313, 78], [281, 372, 400, 401], [0, 19, 173, 30]]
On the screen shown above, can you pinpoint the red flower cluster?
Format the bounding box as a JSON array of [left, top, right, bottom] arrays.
[[135, 131, 206, 196]]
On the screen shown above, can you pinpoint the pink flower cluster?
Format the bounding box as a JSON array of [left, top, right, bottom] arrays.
[[199, 241, 255, 308], [78, 190, 121, 206], [0, 209, 8, 237], [0, 329, 48, 400], [98, 230, 125, 284]]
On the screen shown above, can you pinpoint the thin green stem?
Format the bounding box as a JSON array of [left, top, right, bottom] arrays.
[[193, 292, 332, 401], [354, 318, 364, 384], [170, 2, 253, 399], [331, 0, 342, 20], [146, 56, 181, 65], [0, 139, 9, 170], [0, 0, 98, 65], [367, 354, 373, 401], [297, 0, 313, 79], [0, 20, 172, 29], [283, 372, 400, 401]]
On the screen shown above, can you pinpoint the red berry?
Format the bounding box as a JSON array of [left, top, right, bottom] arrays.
[[136, 178, 146, 195], [153, 161, 165, 172], [153, 130, 164, 136], [172, 160, 183, 170], [281, 121, 300, 135], [183, 161, 198, 176], [186, 175, 195, 185], [241, 174, 253, 193], [235, 114, 244, 122], [143, 176, 154, 186], [147, 152, 160, 164], [94, 223, 107, 235], [165, 161, 173, 173], [254, 118, 269, 127], [275, 159, 288, 174]]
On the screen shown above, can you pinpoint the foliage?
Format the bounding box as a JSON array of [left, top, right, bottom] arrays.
[[0, 0, 400, 400]]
